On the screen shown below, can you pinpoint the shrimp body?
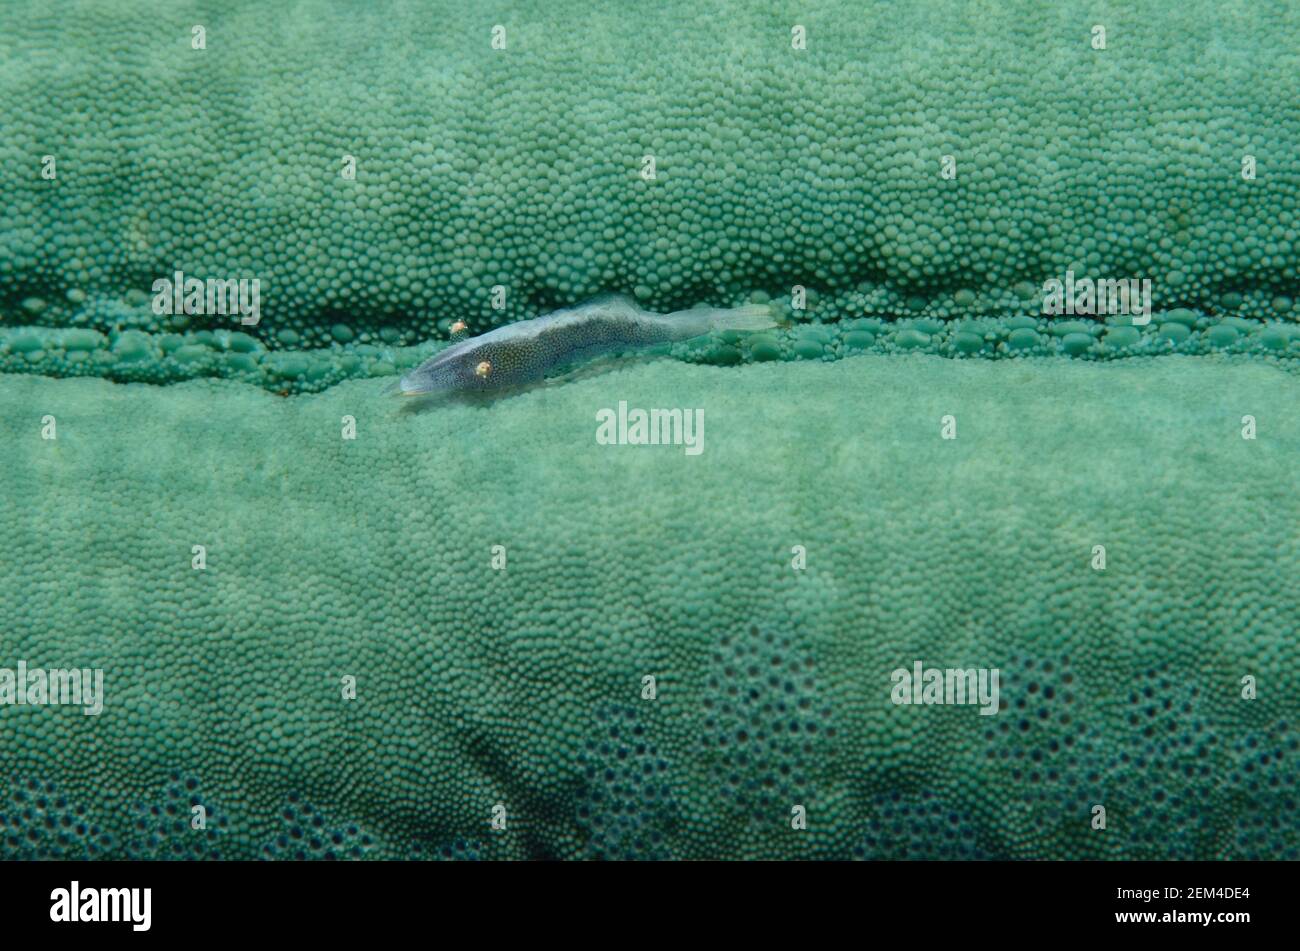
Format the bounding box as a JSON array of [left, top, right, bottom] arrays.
[[391, 294, 776, 395]]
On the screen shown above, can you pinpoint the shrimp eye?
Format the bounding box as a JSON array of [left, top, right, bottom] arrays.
[[475, 360, 492, 378]]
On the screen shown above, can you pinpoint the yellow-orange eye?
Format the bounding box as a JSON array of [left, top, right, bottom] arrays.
[[450, 320, 468, 335], [475, 360, 492, 378]]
